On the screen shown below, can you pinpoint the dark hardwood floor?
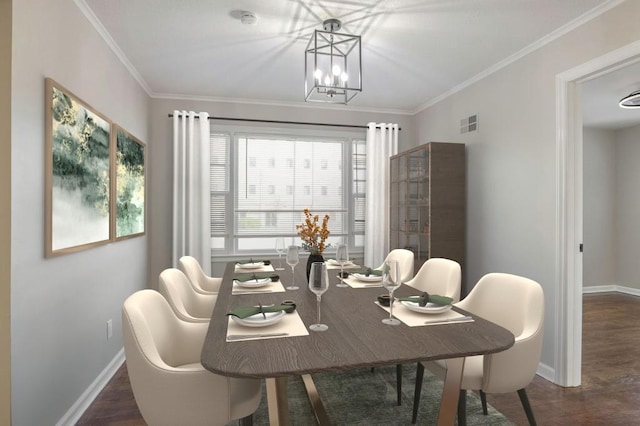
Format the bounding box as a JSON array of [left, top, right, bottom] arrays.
[[77, 293, 640, 425]]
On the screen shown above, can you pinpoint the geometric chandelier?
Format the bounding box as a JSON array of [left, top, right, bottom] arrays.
[[618, 90, 640, 109], [305, 19, 362, 104]]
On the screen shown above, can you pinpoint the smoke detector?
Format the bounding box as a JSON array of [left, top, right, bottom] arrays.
[[240, 11, 257, 25]]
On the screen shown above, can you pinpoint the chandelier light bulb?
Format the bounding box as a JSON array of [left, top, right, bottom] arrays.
[[324, 75, 331, 86], [341, 73, 348, 82], [314, 69, 323, 81], [332, 65, 341, 76]]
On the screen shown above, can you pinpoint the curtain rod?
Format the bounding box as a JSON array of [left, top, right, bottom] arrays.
[[167, 113, 401, 131]]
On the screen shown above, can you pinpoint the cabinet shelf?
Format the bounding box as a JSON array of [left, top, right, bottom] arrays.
[[390, 142, 466, 274]]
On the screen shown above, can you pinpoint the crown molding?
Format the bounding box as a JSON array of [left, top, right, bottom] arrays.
[[153, 92, 414, 116], [74, 0, 153, 96], [412, 0, 626, 114]]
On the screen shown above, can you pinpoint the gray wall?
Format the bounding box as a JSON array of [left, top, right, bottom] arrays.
[[583, 124, 640, 290], [11, 1, 149, 424], [583, 128, 617, 288], [616, 124, 640, 288], [147, 98, 415, 288], [1, 0, 11, 422], [411, 0, 640, 373]]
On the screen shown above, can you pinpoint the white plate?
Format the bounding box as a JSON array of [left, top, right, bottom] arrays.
[[352, 273, 382, 282], [236, 262, 264, 269], [327, 259, 354, 266], [234, 277, 271, 288], [231, 310, 286, 327], [400, 300, 452, 314]]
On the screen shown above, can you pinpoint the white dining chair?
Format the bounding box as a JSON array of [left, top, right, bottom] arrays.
[[123, 289, 262, 426], [395, 258, 462, 405], [178, 255, 222, 295], [412, 272, 544, 425], [377, 249, 415, 283], [158, 268, 216, 323]]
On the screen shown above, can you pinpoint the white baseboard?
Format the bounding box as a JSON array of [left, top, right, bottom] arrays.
[[582, 284, 640, 296], [56, 348, 125, 426], [536, 361, 555, 383]]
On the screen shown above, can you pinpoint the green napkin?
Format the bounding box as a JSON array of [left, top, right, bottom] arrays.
[[353, 267, 382, 277], [236, 258, 271, 265], [227, 304, 294, 319], [397, 294, 453, 306], [233, 272, 279, 282]]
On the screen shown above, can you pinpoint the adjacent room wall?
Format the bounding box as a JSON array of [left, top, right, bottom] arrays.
[[412, 0, 640, 373], [1, 0, 12, 423], [11, 0, 149, 424], [615, 123, 640, 289], [583, 127, 617, 288], [148, 98, 415, 287]]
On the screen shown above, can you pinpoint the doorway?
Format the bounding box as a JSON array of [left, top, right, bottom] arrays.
[[556, 40, 640, 387]]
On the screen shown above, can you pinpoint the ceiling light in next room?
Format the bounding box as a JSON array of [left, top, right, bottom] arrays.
[[304, 19, 362, 105], [619, 90, 640, 108]]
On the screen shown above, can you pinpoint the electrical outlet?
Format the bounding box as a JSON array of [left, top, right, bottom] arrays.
[[106, 319, 113, 340]]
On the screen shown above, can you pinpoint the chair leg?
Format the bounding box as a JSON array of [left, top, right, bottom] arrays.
[[411, 362, 425, 424], [457, 389, 467, 426], [517, 388, 537, 426], [396, 364, 402, 406], [480, 389, 488, 415], [239, 414, 253, 426]]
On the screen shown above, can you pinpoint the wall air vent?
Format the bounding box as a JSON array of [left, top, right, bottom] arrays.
[[460, 114, 478, 134]]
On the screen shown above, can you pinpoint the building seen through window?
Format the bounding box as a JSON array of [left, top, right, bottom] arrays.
[[210, 128, 366, 255]]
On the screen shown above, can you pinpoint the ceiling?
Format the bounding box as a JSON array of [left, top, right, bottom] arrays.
[[582, 60, 640, 130], [80, 0, 634, 120]]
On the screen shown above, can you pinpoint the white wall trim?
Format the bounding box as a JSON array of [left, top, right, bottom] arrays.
[[583, 285, 640, 296], [56, 349, 125, 426], [413, 0, 625, 114], [536, 362, 556, 384], [73, 0, 152, 96], [555, 39, 640, 388]]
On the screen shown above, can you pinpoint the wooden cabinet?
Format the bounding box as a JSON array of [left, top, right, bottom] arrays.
[[390, 142, 465, 274]]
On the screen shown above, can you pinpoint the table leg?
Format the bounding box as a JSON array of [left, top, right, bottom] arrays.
[[301, 374, 332, 425], [437, 357, 465, 426], [266, 377, 290, 426]]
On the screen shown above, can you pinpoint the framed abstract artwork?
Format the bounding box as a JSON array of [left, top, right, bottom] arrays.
[[45, 78, 112, 257], [112, 126, 146, 240]]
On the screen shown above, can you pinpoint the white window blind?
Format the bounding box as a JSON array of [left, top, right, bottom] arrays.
[[210, 128, 365, 255]]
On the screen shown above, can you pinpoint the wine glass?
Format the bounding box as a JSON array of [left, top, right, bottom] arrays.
[[382, 259, 401, 325], [308, 261, 329, 331], [275, 238, 285, 270], [285, 245, 299, 290], [335, 243, 349, 288]]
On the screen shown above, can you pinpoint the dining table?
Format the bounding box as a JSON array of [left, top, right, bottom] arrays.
[[201, 259, 514, 425]]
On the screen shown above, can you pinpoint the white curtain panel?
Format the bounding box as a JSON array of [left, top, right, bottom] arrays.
[[172, 111, 211, 275], [364, 123, 398, 268]]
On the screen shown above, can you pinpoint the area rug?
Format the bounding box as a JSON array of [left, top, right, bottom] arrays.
[[250, 364, 513, 425]]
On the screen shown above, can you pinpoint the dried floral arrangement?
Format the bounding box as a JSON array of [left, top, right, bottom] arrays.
[[296, 209, 330, 255]]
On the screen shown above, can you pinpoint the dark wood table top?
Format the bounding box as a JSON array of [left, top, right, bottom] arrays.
[[201, 260, 514, 379]]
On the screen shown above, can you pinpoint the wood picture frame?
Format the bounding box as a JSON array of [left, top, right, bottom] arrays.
[[111, 125, 146, 240], [45, 78, 112, 257]]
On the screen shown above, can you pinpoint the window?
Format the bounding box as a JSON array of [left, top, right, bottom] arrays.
[[210, 127, 366, 255]]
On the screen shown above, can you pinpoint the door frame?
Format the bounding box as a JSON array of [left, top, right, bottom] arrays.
[[555, 40, 640, 387]]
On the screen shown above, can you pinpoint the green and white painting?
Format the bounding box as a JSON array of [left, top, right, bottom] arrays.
[[115, 127, 145, 238], [46, 79, 111, 256]]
